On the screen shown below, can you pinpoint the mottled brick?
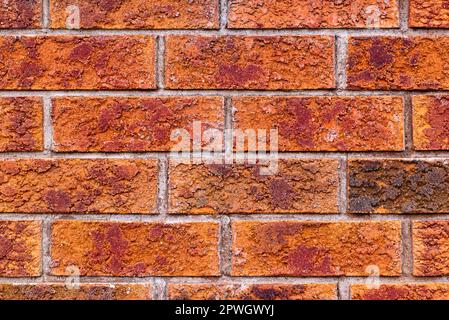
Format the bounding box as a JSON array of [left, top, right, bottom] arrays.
[[165, 36, 335, 90], [0, 159, 157, 214], [0, 97, 43, 152], [169, 159, 339, 214], [413, 95, 449, 150], [168, 283, 337, 300], [0, 283, 151, 300], [51, 221, 219, 276], [413, 221, 449, 276], [351, 284, 449, 300], [229, 0, 399, 29], [50, 0, 218, 29], [347, 37, 449, 90], [0, 36, 155, 90], [233, 96, 404, 152], [410, 0, 449, 28], [0, 0, 41, 29], [348, 159, 449, 214], [52, 97, 224, 152], [0, 221, 41, 277], [232, 221, 401, 276]]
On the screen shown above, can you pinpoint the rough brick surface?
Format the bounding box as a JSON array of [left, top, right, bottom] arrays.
[[347, 37, 449, 90], [231, 221, 402, 276], [165, 36, 335, 90], [168, 283, 337, 300], [50, 0, 219, 29], [169, 159, 339, 214], [348, 159, 449, 214], [351, 284, 449, 300], [0, 36, 155, 90], [0, 283, 151, 300], [0, 221, 41, 277], [228, 0, 399, 29], [50, 221, 219, 276], [0, 97, 43, 152], [52, 97, 224, 152], [0, 159, 157, 214], [413, 95, 449, 150], [413, 221, 449, 276], [233, 96, 404, 151], [0, 0, 41, 29], [409, 0, 449, 28]]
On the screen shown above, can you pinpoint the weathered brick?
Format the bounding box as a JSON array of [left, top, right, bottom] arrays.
[[232, 221, 402, 276], [168, 283, 337, 300], [233, 96, 404, 152], [413, 95, 449, 150], [0, 283, 151, 300], [409, 0, 449, 28], [0, 159, 157, 214], [0, 97, 43, 152], [50, 221, 219, 276], [347, 37, 449, 90], [52, 97, 224, 152], [228, 0, 399, 29], [413, 221, 449, 276], [0, 0, 41, 29], [50, 0, 218, 29], [351, 284, 449, 300], [169, 159, 339, 214], [348, 159, 449, 214], [0, 221, 41, 277], [0, 36, 155, 90], [165, 36, 335, 90]]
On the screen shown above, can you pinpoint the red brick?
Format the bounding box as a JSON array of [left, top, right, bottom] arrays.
[[347, 37, 449, 90], [232, 221, 402, 276], [168, 283, 337, 300], [50, 221, 219, 276], [0, 159, 157, 214], [351, 284, 449, 300], [0, 36, 155, 90], [165, 36, 335, 90], [233, 96, 404, 152], [0, 97, 43, 152], [0, 0, 41, 29], [0, 283, 151, 300], [229, 0, 399, 29], [52, 97, 224, 152], [409, 0, 449, 28], [169, 159, 339, 214], [0, 221, 41, 277]]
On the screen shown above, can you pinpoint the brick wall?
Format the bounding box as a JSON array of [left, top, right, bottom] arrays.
[[0, 0, 449, 301]]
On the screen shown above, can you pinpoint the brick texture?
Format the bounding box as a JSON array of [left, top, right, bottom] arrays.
[[351, 284, 449, 300], [409, 0, 449, 28], [0, 0, 41, 29]]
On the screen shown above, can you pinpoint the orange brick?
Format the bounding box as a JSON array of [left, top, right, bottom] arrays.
[[168, 283, 337, 300], [347, 37, 449, 90], [0, 159, 157, 214], [165, 36, 335, 90], [0, 221, 41, 277], [413, 95, 449, 150], [229, 0, 399, 29], [233, 96, 404, 152], [0, 97, 43, 152], [168, 159, 339, 214], [0, 0, 41, 29], [351, 284, 449, 300], [0, 36, 155, 90], [50, 0, 218, 29], [413, 221, 449, 276], [52, 97, 224, 152], [0, 283, 151, 300], [409, 0, 449, 28], [232, 221, 402, 276], [50, 221, 219, 276]]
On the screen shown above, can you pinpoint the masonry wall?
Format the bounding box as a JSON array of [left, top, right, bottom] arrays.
[[0, 0, 449, 300]]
